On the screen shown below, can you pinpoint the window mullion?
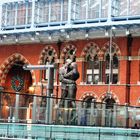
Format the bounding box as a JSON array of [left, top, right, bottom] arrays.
[[91, 59, 94, 84]]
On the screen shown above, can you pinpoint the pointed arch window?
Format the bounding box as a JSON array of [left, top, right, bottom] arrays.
[[86, 54, 100, 84], [41, 48, 56, 81], [105, 51, 119, 84]]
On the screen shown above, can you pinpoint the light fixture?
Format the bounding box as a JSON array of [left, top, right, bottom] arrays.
[[0, 37, 3, 43], [60, 29, 65, 33], [48, 34, 52, 40], [31, 36, 35, 41], [3, 35, 7, 38], [85, 31, 89, 38], [66, 33, 70, 39], [15, 36, 19, 43], [30, 34, 35, 41], [105, 29, 109, 36], [126, 29, 130, 35], [111, 26, 116, 30], [35, 32, 40, 36]]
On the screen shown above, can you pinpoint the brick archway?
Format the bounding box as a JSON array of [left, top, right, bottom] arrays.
[[98, 92, 120, 104], [0, 53, 36, 86], [80, 92, 98, 101], [81, 42, 101, 59], [61, 44, 77, 60], [101, 42, 121, 58]]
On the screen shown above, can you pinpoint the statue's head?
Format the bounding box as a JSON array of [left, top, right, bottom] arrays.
[[65, 59, 72, 66]]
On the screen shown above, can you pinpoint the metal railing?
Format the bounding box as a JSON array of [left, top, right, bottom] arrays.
[[0, 91, 140, 128], [0, 123, 140, 140]]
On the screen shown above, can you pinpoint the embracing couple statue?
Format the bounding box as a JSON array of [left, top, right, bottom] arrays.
[[59, 58, 79, 108]]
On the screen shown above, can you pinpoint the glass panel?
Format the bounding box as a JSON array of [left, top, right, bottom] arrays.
[[88, 0, 100, 19], [113, 54, 118, 69], [112, 74, 118, 84], [94, 74, 99, 84], [27, 2, 32, 24], [51, 0, 61, 22], [119, 0, 128, 16], [63, 0, 68, 21], [111, 0, 120, 17], [2, 3, 16, 26], [101, 0, 108, 18], [17, 2, 26, 25], [129, 0, 140, 16], [105, 53, 110, 69], [78, 0, 87, 20], [87, 74, 92, 84], [35, 0, 49, 23]]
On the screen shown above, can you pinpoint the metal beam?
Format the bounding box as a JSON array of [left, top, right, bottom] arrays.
[[0, 19, 140, 35], [23, 65, 54, 70]]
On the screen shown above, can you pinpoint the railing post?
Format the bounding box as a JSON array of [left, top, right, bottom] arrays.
[[132, 108, 136, 127], [32, 96, 37, 123], [64, 100, 68, 124], [101, 103, 106, 126], [125, 104, 129, 128], [77, 101, 82, 125], [90, 99, 95, 126], [113, 103, 117, 127], [45, 67, 54, 124], [14, 94, 19, 122]]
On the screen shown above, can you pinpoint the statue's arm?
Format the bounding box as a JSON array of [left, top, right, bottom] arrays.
[[59, 71, 75, 84], [64, 70, 74, 78]]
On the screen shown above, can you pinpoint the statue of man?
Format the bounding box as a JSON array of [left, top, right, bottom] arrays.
[[59, 58, 79, 108]]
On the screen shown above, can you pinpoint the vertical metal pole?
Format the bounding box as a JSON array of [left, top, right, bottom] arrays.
[[48, 0, 51, 23], [45, 67, 54, 124], [25, 1, 28, 24], [125, 104, 129, 128], [15, 2, 18, 26], [0, 2, 2, 30], [68, 0, 72, 24], [60, 0, 63, 22], [14, 94, 19, 122], [31, 0, 35, 28], [99, 0, 102, 18], [108, 0, 112, 23], [32, 96, 37, 123], [107, 27, 112, 95]]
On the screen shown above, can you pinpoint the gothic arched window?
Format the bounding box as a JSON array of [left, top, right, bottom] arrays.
[[104, 46, 119, 84], [83, 43, 100, 84]]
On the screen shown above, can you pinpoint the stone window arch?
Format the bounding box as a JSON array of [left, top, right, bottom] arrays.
[[39, 45, 57, 81], [102, 42, 121, 84], [61, 44, 77, 63], [81, 42, 101, 84], [0, 53, 36, 86]]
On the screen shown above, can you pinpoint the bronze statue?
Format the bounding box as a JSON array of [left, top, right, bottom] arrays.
[[59, 59, 79, 108]]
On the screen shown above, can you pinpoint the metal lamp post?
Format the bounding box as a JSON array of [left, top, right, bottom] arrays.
[[23, 64, 54, 124]]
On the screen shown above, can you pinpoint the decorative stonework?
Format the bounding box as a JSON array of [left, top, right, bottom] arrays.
[[61, 44, 77, 60], [80, 92, 98, 101], [81, 42, 101, 60], [0, 53, 36, 86], [101, 42, 121, 59], [39, 45, 57, 64], [98, 92, 120, 104]]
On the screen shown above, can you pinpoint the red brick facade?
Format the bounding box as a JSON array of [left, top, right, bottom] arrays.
[[0, 36, 140, 106]]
